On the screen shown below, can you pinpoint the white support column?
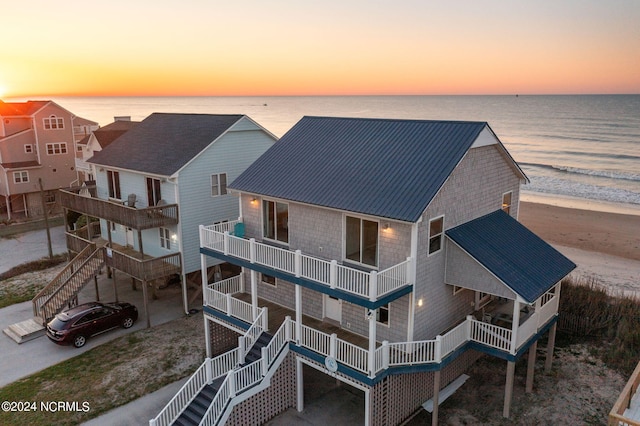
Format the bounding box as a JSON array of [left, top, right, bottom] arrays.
[[200, 253, 208, 304], [251, 269, 258, 320], [364, 388, 372, 426], [510, 300, 521, 354], [295, 284, 302, 344], [407, 293, 416, 342], [204, 316, 212, 358], [296, 357, 304, 412], [368, 309, 377, 378]]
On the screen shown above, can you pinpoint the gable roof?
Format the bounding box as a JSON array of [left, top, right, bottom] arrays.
[[230, 116, 506, 222], [88, 113, 243, 176], [0, 100, 50, 116], [445, 210, 576, 303], [87, 120, 140, 147]]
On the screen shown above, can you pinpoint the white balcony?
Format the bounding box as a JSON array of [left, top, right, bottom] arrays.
[[199, 221, 412, 303]]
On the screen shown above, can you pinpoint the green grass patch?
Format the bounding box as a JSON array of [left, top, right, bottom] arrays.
[[0, 254, 67, 282]]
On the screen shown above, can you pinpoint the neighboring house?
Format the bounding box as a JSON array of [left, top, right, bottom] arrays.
[[0, 100, 98, 220], [48, 113, 277, 329], [153, 117, 576, 426], [75, 116, 139, 183]]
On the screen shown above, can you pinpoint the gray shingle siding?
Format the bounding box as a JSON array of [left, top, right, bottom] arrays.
[[412, 145, 522, 340]]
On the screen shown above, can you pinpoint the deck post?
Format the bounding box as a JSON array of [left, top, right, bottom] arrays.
[[296, 358, 304, 412], [112, 269, 118, 302], [330, 260, 337, 289], [295, 285, 302, 344], [368, 309, 376, 378], [250, 270, 258, 320], [503, 361, 516, 418], [200, 253, 208, 304], [510, 300, 521, 354], [432, 370, 441, 426], [142, 279, 151, 328], [526, 340, 537, 393], [204, 316, 211, 358], [545, 322, 557, 374]]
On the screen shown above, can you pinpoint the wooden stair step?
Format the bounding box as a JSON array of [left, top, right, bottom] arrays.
[[3, 318, 46, 344]]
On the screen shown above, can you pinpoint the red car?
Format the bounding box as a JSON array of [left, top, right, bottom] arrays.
[[46, 301, 138, 348]]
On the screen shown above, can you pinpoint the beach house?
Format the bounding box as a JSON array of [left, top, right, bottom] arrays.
[[37, 113, 277, 330], [153, 116, 576, 426], [0, 100, 98, 220]]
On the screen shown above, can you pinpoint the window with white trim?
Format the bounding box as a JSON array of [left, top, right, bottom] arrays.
[[43, 115, 64, 130], [263, 200, 288, 243], [46, 142, 67, 155], [428, 216, 444, 255], [159, 228, 171, 249], [146, 177, 162, 207], [107, 170, 121, 199], [261, 273, 276, 287], [45, 191, 56, 204], [373, 304, 389, 325], [24, 144, 33, 153], [345, 216, 378, 267], [211, 173, 228, 197], [13, 171, 29, 183], [502, 191, 512, 214]]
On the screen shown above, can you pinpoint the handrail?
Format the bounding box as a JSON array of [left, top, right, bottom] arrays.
[[199, 224, 412, 302], [609, 361, 640, 426]]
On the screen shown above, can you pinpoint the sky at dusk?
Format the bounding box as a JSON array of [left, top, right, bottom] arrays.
[[1, 0, 639, 98]]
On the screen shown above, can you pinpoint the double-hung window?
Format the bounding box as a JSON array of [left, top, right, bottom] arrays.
[[376, 304, 389, 325], [13, 171, 29, 183], [211, 173, 228, 197], [428, 216, 444, 255], [345, 216, 378, 267], [46, 142, 67, 155], [159, 228, 171, 249], [263, 200, 288, 243], [107, 170, 121, 200]]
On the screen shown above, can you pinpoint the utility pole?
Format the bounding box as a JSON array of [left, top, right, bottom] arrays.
[[38, 178, 53, 258]]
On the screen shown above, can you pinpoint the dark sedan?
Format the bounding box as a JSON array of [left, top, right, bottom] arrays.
[[46, 301, 138, 348]]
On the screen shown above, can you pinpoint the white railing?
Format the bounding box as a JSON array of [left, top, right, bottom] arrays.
[[440, 320, 469, 357], [385, 340, 437, 368], [298, 324, 331, 356], [199, 225, 412, 301], [336, 339, 369, 374], [538, 292, 559, 327], [210, 275, 243, 295], [199, 373, 231, 426], [469, 319, 512, 352], [240, 307, 268, 359]]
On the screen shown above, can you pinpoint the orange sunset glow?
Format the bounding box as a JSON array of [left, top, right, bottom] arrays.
[[2, 1, 639, 98]]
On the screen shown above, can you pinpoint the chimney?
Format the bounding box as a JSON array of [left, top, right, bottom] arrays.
[[114, 116, 131, 122]]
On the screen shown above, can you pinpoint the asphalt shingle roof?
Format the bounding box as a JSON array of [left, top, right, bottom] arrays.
[[230, 116, 490, 222], [445, 210, 576, 303], [88, 113, 243, 176]]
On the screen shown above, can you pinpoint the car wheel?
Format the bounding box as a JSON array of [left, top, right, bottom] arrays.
[[121, 317, 134, 329], [73, 335, 87, 348]]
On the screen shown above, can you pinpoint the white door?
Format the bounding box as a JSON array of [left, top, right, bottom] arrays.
[[126, 227, 134, 247], [324, 295, 342, 323]]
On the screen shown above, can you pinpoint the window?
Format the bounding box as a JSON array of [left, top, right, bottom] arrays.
[[44, 115, 64, 130], [428, 216, 444, 255], [76, 144, 83, 152], [13, 171, 29, 183], [160, 228, 171, 249], [146, 177, 162, 207], [45, 191, 56, 204], [24, 144, 33, 153], [211, 173, 228, 197], [263, 200, 288, 243], [502, 191, 512, 214], [107, 170, 121, 199], [261, 273, 276, 287], [46, 143, 68, 155], [345, 216, 378, 267], [372, 304, 389, 325]]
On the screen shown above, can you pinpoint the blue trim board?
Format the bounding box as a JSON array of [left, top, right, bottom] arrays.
[[200, 247, 413, 309], [203, 305, 250, 331]]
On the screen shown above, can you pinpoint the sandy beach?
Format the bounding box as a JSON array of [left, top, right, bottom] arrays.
[[519, 201, 640, 295]]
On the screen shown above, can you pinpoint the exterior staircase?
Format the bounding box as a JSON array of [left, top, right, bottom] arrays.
[[172, 332, 273, 426], [33, 244, 106, 325]]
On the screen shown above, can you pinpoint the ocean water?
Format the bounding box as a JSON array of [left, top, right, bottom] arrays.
[[16, 94, 640, 213]]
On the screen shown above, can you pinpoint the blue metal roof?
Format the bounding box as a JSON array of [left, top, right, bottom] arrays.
[[230, 116, 490, 222], [445, 210, 576, 303]]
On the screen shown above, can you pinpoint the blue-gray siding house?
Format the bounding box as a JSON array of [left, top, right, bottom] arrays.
[[156, 116, 575, 426]]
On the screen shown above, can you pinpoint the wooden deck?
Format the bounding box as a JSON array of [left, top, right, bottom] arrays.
[[235, 293, 370, 350]]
